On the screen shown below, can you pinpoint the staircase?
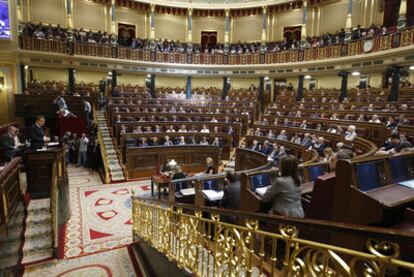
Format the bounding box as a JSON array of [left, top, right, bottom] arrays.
[[21, 198, 53, 264], [96, 111, 126, 182], [0, 202, 25, 270]]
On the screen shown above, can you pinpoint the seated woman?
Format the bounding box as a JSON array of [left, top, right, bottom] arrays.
[[261, 155, 304, 218], [205, 157, 216, 175]]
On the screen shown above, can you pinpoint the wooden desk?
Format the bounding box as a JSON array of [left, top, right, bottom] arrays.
[[0, 158, 22, 226], [151, 174, 171, 200], [301, 182, 315, 195], [234, 148, 270, 171], [25, 146, 67, 198], [365, 184, 414, 208]]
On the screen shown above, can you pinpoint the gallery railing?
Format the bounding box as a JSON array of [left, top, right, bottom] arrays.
[[132, 196, 414, 276], [20, 28, 414, 65]]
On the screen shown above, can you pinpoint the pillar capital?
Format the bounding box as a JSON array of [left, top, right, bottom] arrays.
[[150, 4, 156, 12], [187, 8, 193, 16], [262, 6, 267, 15]]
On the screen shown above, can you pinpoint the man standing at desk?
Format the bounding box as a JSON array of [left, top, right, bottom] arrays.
[[28, 115, 49, 151]]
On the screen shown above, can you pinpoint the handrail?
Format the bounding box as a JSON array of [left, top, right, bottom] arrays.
[[132, 196, 414, 276], [133, 196, 414, 244], [94, 109, 111, 184]]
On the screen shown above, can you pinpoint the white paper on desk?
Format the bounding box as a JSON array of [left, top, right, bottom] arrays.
[[255, 186, 270, 196], [399, 180, 414, 189], [180, 188, 195, 196], [47, 142, 59, 146], [202, 190, 224, 201]]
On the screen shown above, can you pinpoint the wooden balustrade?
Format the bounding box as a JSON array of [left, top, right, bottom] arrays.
[[249, 124, 378, 157], [113, 121, 241, 147], [260, 115, 388, 146], [14, 95, 96, 118], [126, 145, 221, 179], [0, 158, 22, 227], [121, 132, 233, 162], [110, 112, 250, 134]]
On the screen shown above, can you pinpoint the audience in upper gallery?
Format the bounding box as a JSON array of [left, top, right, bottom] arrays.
[[21, 21, 394, 55], [261, 155, 304, 218]]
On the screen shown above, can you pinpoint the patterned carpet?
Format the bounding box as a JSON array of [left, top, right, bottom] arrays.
[[64, 167, 152, 258], [24, 247, 140, 277]]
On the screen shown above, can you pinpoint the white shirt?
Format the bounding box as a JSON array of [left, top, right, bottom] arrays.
[[79, 137, 89, 152]]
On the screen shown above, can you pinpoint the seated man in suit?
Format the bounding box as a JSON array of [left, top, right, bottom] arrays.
[[220, 171, 241, 224], [0, 126, 18, 161], [28, 115, 49, 151]]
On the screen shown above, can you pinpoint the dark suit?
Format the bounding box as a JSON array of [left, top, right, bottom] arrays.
[[220, 181, 240, 210], [28, 124, 45, 150], [0, 134, 16, 161], [220, 180, 240, 224]]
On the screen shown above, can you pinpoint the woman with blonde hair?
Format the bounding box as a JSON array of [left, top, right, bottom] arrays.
[[262, 155, 304, 218], [205, 157, 216, 175]]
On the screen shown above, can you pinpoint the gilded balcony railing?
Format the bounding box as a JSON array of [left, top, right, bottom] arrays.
[[19, 27, 414, 66], [132, 196, 414, 276]]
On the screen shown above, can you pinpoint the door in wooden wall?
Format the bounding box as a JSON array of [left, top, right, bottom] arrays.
[[201, 31, 218, 52], [283, 26, 301, 44], [118, 23, 136, 46]]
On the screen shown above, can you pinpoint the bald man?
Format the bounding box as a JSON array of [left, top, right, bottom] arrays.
[[0, 126, 18, 161]]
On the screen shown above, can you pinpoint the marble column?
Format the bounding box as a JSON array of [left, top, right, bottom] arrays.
[[398, 0, 407, 30], [345, 0, 352, 41], [149, 4, 155, 39], [296, 75, 304, 101], [338, 71, 349, 102], [301, 0, 308, 48]]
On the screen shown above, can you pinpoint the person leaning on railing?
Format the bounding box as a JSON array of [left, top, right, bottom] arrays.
[[261, 155, 304, 218]]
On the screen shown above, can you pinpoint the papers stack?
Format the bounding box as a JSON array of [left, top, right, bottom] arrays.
[[202, 190, 224, 201], [399, 180, 414, 189], [47, 142, 59, 147], [255, 186, 270, 197], [180, 188, 195, 196]]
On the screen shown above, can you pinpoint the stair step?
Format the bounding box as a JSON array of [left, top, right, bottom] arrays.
[[109, 164, 122, 170], [21, 249, 53, 265], [0, 241, 21, 258], [111, 174, 125, 181], [27, 198, 50, 211], [23, 238, 52, 255], [0, 255, 21, 269], [26, 213, 51, 224]]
